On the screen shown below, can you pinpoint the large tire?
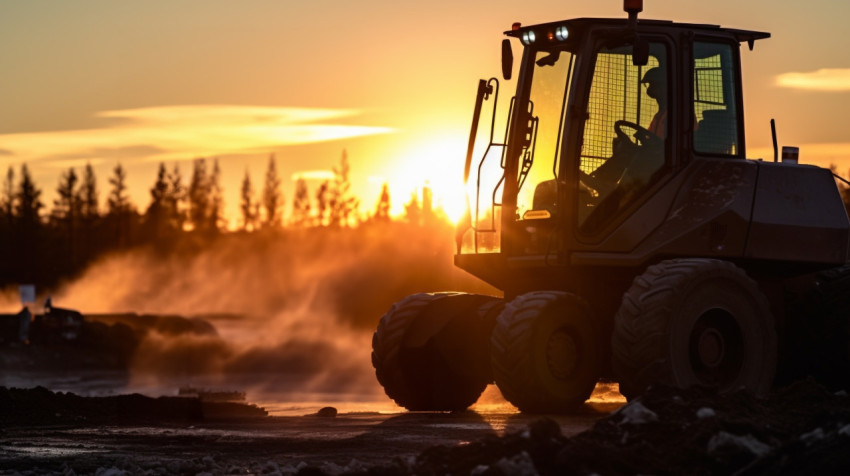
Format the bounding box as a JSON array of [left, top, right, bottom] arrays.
[[491, 291, 602, 413], [612, 259, 777, 399], [371, 292, 502, 411]]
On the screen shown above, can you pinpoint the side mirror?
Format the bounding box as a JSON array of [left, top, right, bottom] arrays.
[[501, 39, 513, 80], [632, 37, 649, 66]]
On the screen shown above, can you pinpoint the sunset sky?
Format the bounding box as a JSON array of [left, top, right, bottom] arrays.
[[2, 0, 850, 226]]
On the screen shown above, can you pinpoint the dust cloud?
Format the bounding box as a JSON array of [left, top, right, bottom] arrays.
[[24, 223, 499, 404]]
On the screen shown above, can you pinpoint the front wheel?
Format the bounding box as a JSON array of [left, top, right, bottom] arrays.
[[491, 291, 602, 413], [612, 259, 777, 399], [372, 293, 502, 411]]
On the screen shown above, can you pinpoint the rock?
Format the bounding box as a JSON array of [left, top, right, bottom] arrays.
[[315, 407, 338, 418]]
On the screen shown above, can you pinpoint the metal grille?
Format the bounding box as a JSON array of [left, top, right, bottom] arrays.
[[580, 50, 660, 174], [693, 45, 738, 155]]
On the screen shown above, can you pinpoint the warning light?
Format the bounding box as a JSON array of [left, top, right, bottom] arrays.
[[512, 22, 522, 31], [624, 0, 643, 13]]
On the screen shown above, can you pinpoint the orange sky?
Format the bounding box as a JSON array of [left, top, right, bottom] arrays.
[[2, 0, 850, 226]]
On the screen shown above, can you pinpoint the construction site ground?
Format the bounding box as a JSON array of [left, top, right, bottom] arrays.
[[2, 379, 850, 475]]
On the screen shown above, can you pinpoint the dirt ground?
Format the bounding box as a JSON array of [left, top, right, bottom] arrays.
[[2, 379, 849, 475]]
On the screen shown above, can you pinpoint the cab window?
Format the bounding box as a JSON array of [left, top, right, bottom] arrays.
[[578, 42, 670, 234], [693, 42, 739, 156]]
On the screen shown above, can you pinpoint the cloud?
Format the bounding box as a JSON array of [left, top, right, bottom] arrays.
[[42, 146, 167, 169], [775, 68, 850, 92], [0, 105, 393, 165], [291, 170, 334, 181]]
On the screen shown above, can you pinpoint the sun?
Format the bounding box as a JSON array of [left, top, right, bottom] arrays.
[[385, 133, 471, 224]]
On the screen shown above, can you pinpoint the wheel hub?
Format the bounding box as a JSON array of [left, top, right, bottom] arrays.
[[697, 328, 725, 368], [688, 309, 744, 387], [547, 329, 579, 380]]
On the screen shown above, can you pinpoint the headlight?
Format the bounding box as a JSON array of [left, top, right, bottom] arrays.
[[521, 30, 536, 45], [555, 26, 569, 41]]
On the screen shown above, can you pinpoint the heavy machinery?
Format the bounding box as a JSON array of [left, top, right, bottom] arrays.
[[372, 1, 850, 413]]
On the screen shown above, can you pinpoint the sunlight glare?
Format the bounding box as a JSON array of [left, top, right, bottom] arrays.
[[387, 133, 469, 223]]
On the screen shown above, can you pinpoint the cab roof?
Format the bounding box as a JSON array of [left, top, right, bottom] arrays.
[[506, 18, 770, 48]]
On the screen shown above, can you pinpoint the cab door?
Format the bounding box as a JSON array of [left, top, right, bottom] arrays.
[[574, 37, 674, 239]]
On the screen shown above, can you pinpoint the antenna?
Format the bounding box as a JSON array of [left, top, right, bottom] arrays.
[[770, 119, 778, 162]]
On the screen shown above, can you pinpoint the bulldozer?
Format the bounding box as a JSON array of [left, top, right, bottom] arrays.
[[372, 1, 850, 413]]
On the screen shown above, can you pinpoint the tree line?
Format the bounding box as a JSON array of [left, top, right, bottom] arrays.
[[0, 149, 444, 289]]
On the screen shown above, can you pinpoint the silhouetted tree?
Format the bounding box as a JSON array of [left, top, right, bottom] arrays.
[[328, 150, 359, 227], [12, 164, 45, 283], [374, 183, 391, 222], [166, 164, 186, 232], [239, 170, 258, 231], [51, 167, 79, 223], [1, 167, 14, 227], [316, 180, 329, 226], [421, 182, 435, 225], [77, 163, 99, 263], [50, 168, 82, 268], [0, 167, 13, 279], [106, 163, 134, 246], [404, 190, 421, 225], [78, 163, 99, 223], [261, 154, 283, 228], [188, 158, 210, 232], [291, 177, 311, 227], [207, 158, 224, 233], [144, 163, 170, 242], [15, 164, 43, 228]]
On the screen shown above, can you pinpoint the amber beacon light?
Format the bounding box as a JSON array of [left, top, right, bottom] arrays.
[[623, 0, 643, 13]]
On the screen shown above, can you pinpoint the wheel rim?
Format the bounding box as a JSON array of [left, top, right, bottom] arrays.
[[546, 328, 579, 381], [688, 308, 744, 386]]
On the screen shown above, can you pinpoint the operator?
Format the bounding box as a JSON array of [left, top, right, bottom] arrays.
[[641, 67, 667, 139]]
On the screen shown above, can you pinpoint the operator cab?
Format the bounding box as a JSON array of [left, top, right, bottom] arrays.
[[456, 3, 768, 287]]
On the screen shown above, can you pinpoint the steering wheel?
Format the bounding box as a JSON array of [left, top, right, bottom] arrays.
[[614, 120, 656, 146]]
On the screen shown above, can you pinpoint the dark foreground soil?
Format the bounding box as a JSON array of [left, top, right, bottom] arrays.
[[1, 379, 849, 475]]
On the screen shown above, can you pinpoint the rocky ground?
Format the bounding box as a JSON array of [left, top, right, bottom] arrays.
[[1, 379, 849, 475]]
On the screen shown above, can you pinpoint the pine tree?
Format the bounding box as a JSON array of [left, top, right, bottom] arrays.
[[239, 170, 258, 231], [52, 167, 79, 223], [187, 158, 210, 232], [316, 180, 329, 226], [144, 163, 169, 240], [12, 164, 44, 283], [107, 164, 130, 215], [207, 158, 224, 233], [328, 150, 359, 227], [15, 164, 43, 228], [404, 190, 421, 226], [2, 166, 15, 222], [166, 164, 186, 232], [374, 183, 391, 222], [421, 182, 435, 225], [78, 163, 99, 223], [291, 177, 311, 227], [105, 163, 136, 248], [77, 163, 99, 263], [261, 154, 283, 228]]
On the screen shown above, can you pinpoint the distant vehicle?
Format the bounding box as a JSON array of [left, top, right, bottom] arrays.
[[372, 0, 850, 412]]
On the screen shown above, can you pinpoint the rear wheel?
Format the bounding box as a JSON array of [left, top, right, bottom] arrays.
[[613, 259, 777, 399], [491, 291, 602, 413], [371, 293, 502, 411]]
